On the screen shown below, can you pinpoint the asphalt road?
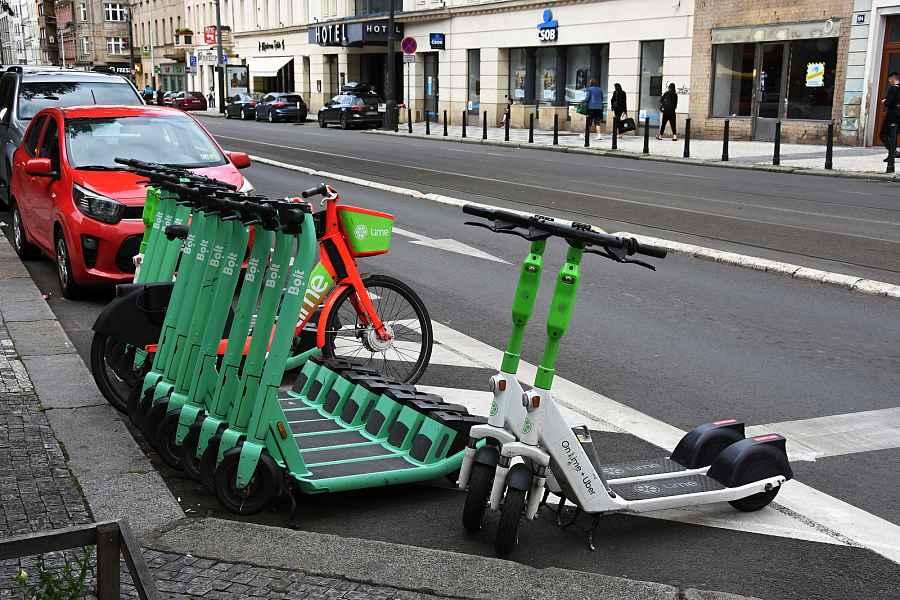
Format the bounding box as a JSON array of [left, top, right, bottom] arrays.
[[198, 115, 900, 285], [5, 157, 899, 600]]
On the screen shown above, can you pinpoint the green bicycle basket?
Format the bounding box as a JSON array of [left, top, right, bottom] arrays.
[[337, 205, 395, 257]]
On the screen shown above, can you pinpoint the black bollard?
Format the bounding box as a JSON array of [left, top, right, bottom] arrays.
[[773, 121, 781, 166], [529, 113, 534, 143], [443, 110, 448, 136], [888, 124, 897, 174], [553, 114, 559, 145], [407, 108, 413, 133], [504, 111, 510, 142], [584, 115, 590, 148], [612, 117, 618, 150], [483, 111, 488, 140], [721, 119, 730, 161], [643, 117, 650, 154], [825, 122, 834, 170], [393, 108, 399, 133], [462, 112, 467, 138], [683, 118, 691, 158], [425, 115, 430, 135]]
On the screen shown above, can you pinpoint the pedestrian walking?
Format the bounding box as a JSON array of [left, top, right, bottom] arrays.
[[208, 87, 216, 109], [583, 79, 605, 141], [657, 82, 678, 141], [880, 71, 899, 161], [611, 83, 627, 133]]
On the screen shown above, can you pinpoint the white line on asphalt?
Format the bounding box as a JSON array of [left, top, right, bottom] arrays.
[[749, 407, 900, 462], [221, 134, 900, 228], [244, 153, 900, 300], [423, 319, 900, 562], [393, 226, 510, 264]]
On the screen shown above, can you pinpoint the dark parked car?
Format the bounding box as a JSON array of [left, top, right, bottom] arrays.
[[158, 91, 177, 106], [317, 84, 383, 129], [173, 91, 208, 111], [0, 66, 142, 207], [224, 93, 261, 120], [254, 93, 307, 123]]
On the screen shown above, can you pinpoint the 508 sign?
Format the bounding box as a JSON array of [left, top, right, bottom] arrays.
[[538, 27, 557, 41]]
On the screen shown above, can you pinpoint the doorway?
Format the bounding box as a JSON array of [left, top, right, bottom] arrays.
[[423, 52, 438, 121], [752, 42, 788, 141], [874, 16, 900, 145]]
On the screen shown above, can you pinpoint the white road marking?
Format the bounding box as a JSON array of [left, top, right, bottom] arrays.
[[749, 407, 900, 462], [425, 319, 900, 562], [244, 153, 900, 300], [393, 227, 509, 264]]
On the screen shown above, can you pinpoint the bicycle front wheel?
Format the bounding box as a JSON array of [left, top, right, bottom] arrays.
[[321, 274, 433, 384]]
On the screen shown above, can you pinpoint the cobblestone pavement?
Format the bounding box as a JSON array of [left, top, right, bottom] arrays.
[[0, 315, 451, 599]]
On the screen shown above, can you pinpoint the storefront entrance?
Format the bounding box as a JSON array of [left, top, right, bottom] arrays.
[[359, 53, 403, 101], [753, 42, 787, 141], [423, 52, 439, 121], [874, 16, 900, 144]]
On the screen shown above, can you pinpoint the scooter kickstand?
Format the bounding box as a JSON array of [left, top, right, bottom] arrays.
[[586, 516, 601, 552], [285, 479, 302, 529], [555, 497, 580, 529]]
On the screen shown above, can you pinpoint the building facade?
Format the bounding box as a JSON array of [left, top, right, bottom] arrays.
[[1, 0, 40, 64], [131, 0, 187, 91], [56, 0, 132, 73], [184, 0, 238, 109], [37, 0, 60, 65]]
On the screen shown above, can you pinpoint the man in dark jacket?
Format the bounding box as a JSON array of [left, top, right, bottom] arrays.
[[657, 83, 678, 141], [881, 72, 900, 161]]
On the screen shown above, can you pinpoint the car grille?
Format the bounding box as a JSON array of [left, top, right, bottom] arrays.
[[115, 235, 142, 274], [122, 205, 144, 220]]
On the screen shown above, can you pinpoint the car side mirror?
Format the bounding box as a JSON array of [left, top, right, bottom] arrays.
[[226, 151, 251, 169], [25, 157, 57, 178]]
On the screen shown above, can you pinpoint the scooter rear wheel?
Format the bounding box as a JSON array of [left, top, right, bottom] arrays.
[[155, 409, 185, 470], [214, 447, 279, 515], [495, 487, 526, 557], [729, 487, 779, 512], [462, 462, 494, 532], [90, 334, 144, 413]]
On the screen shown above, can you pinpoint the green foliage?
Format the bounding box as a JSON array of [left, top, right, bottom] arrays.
[[11, 547, 95, 600]]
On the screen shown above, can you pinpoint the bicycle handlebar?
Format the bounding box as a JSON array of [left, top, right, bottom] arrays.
[[461, 204, 666, 260]]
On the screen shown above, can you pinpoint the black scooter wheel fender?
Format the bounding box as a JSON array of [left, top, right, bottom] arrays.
[[141, 399, 169, 449], [155, 408, 185, 470], [213, 446, 280, 515], [181, 423, 204, 482]]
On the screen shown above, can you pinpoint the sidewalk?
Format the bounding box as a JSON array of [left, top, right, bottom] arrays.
[[369, 122, 897, 180], [0, 233, 758, 600]]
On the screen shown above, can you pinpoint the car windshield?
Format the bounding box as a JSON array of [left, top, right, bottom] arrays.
[[283, 95, 303, 103], [65, 115, 226, 169], [18, 81, 141, 119]]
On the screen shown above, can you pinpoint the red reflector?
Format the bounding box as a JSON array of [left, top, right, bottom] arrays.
[[497, 380, 506, 391], [531, 395, 540, 408], [752, 434, 780, 442], [713, 419, 737, 425]]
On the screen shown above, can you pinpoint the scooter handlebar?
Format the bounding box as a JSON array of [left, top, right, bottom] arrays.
[[301, 183, 329, 199]]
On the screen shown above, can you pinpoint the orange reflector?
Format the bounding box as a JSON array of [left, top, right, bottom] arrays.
[[498, 380, 507, 391], [277, 421, 288, 440], [531, 395, 540, 408]]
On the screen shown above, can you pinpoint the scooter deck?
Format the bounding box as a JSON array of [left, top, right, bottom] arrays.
[[599, 457, 686, 480], [609, 474, 725, 501]]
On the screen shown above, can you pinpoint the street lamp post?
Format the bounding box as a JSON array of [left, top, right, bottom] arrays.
[[214, 0, 225, 113], [383, 0, 396, 130]]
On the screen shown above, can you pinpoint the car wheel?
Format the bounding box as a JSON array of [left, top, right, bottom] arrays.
[[55, 231, 82, 299], [11, 203, 39, 260], [268, 111, 275, 123], [340, 113, 351, 130], [241, 108, 247, 120], [318, 114, 327, 128]]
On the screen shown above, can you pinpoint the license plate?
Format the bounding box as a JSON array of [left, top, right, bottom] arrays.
[[378, 104, 386, 113]]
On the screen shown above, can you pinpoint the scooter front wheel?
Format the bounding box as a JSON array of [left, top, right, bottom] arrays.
[[462, 462, 494, 532], [142, 399, 168, 449], [214, 447, 280, 515], [199, 434, 223, 493], [180, 424, 203, 482], [155, 409, 185, 470], [495, 487, 526, 556]]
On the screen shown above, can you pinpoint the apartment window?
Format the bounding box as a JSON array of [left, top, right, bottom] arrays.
[[104, 2, 126, 21], [78, 2, 87, 21], [467, 49, 480, 115], [81, 37, 90, 55], [107, 36, 127, 54]]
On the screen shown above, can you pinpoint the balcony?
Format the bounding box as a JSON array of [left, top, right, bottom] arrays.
[[161, 42, 186, 60]]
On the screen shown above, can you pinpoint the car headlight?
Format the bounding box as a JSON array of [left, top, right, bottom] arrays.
[[73, 184, 123, 224], [238, 177, 254, 194]]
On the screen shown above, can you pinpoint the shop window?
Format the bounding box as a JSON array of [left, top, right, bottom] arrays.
[[785, 38, 837, 120], [565, 45, 591, 105], [467, 49, 480, 114], [711, 43, 754, 117], [509, 48, 527, 103], [639, 40, 664, 125], [534, 48, 558, 105]]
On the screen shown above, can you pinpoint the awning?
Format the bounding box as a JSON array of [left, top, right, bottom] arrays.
[[247, 55, 292, 78]]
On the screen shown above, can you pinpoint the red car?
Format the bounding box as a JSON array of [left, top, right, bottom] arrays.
[[9, 104, 252, 298], [173, 91, 208, 111]]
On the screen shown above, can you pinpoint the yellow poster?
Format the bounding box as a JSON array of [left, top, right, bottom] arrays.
[[806, 62, 825, 87]]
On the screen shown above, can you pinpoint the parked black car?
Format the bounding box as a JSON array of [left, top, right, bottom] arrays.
[[318, 84, 383, 129], [254, 93, 307, 123], [224, 93, 261, 120]]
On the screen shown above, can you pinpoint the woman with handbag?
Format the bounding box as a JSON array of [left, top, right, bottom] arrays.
[[582, 79, 605, 141], [611, 83, 627, 133]]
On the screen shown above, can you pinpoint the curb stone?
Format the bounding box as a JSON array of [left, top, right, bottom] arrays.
[[247, 154, 900, 301], [365, 129, 900, 183]]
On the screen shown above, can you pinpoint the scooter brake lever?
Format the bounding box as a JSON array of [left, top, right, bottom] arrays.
[[585, 247, 656, 271]]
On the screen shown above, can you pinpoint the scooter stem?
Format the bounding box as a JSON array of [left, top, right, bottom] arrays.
[[501, 239, 546, 374], [534, 245, 583, 390]]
